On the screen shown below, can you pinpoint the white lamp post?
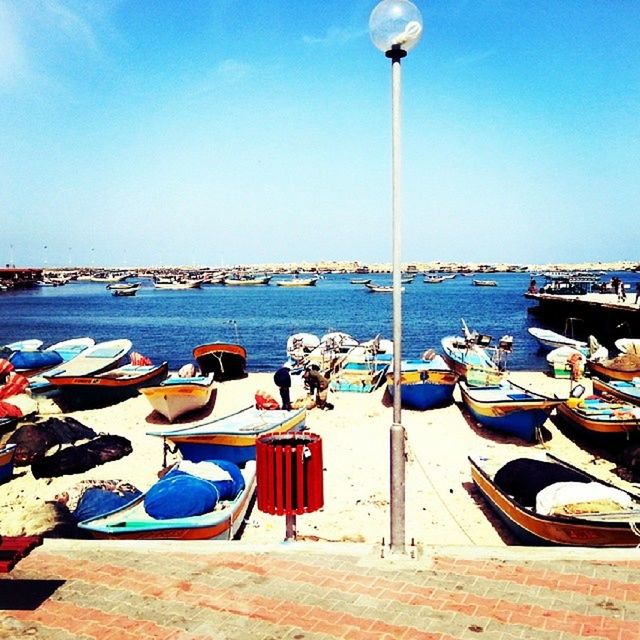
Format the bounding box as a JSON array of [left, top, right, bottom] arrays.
[[369, 0, 423, 555]]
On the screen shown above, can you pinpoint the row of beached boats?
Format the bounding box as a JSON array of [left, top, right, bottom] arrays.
[[282, 322, 640, 547], [3, 321, 640, 546], [436, 322, 640, 546], [1, 337, 310, 541]]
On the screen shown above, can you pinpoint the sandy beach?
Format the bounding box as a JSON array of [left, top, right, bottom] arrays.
[[1, 371, 637, 547]]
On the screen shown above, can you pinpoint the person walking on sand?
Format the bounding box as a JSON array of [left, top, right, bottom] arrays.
[[273, 365, 292, 411], [617, 280, 626, 302]]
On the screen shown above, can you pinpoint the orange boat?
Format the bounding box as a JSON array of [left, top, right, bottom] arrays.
[[193, 343, 247, 382], [470, 453, 640, 547]]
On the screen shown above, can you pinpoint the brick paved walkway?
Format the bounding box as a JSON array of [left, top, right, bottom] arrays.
[[1, 541, 639, 639]]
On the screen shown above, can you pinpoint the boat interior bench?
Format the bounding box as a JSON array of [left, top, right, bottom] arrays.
[[0, 535, 42, 573]]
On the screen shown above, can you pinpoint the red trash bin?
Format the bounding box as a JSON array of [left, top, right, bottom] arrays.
[[256, 432, 323, 516]]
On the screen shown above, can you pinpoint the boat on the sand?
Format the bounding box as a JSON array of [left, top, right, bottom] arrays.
[[470, 452, 640, 546], [146, 405, 306, 465], [140, 373, 216, 422], [78, 461, 256, 540]]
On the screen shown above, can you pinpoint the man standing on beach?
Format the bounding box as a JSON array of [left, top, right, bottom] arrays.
[[273, 366, 292, 411]]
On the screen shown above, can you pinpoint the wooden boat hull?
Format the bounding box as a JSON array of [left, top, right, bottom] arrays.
[[0, 444, 16, 483], [592, 377, 640, 406], [140, 375, 215, 422], [147, 406, 306, 465], [386, 360, 458, 410], [78, 462, 257, 540], [556, 400, 640, 437], [460, 382, 559, 441], [588, 360, 640, 382], [470, 454, 640, 546], [47, 362, 169, 405], [193, 343, 247, 382]]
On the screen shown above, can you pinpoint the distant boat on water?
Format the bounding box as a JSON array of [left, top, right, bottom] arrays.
[[275, 276, 318, 287], [473, 279, 498, 287]]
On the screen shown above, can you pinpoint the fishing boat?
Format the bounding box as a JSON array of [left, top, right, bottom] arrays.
[[459, 379, 563, 441], [146, 406, 306, 464], [469, 452, 640, 546], [386, 354, 458, 410], [528, 327, 589, 353], [592, 377, 640, 406], [140, 373, 216, 422], [285, 333, 321, 368], [556, 395, 640, 437], [78, 461, 256, 540], [193, 343, 247, 382], [350, 278, 371, 285], [330, 338, 393, 393], [30, 338, 133, 394], [424, 276, 445, 284], [46, 361, 169, 407], [222, 275, 271, 286], [275, 276, 318, 287], [440, 321, 510, 382], [615, 338, 640, 355], [0, 443, 17, 483], [9, 337, 95, 377], [153, 279, 202, 290], [472, 279, 498, 287], [108, 282, 140, 296], [365, 283, 405, 293], [2, 339, 43, 355], [292, 332, 359, 375], [90, 272, 130, 283], [588, 357, 640, 383]]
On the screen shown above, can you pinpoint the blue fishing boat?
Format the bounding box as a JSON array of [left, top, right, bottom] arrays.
[[459, 379, 563, 441], [78, 461, 256, 540], [386, 355, 458, 410], [10, 337, 95, 376], [146, 405, 306, 465]]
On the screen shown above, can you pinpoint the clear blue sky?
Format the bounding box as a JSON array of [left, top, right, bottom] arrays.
[[2, 1, 638, 268]]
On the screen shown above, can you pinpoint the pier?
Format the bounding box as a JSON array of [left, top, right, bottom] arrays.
[[525, 291, 640, 342]]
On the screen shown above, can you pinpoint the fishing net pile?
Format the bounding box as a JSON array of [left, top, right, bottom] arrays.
[[603, 353, 640, 372]]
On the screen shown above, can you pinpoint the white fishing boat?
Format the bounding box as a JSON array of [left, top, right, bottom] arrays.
[[528, 327, 589, 353]]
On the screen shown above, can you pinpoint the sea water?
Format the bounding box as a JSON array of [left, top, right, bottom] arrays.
[[0, 272, 627, 373]]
